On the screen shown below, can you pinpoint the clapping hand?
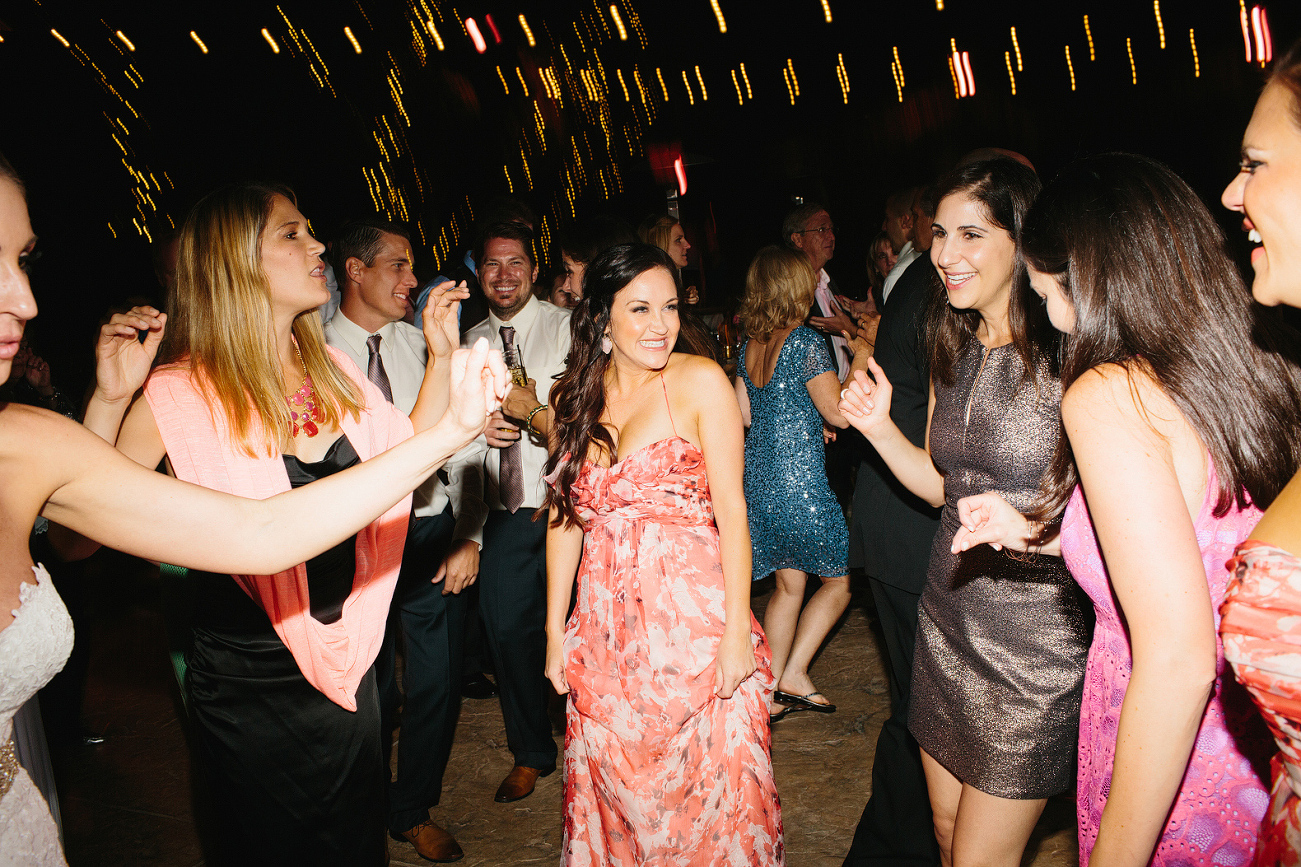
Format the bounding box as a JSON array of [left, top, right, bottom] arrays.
[[837, 359, 894, 439], [94, 306, 166, 403], [421, 280, 471, 360]]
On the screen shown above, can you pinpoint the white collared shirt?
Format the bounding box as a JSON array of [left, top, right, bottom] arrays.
[[325, 310, 486, 543], [463, 295, 572, 512], [883, 241, 921, 305]]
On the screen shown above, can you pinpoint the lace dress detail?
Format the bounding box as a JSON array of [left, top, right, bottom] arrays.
[[558, 437, 784, 865], [0, 565, 73, 867], [1063, 467, 1271, 867], [1222, 541, 1301, 866]]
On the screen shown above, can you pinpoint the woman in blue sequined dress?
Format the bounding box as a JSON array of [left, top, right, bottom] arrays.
[[735, 246, 857, 718]]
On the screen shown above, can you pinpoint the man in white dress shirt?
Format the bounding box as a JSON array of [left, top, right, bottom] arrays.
[[325, 220, 484, 862], [462, 221, 570, 804]]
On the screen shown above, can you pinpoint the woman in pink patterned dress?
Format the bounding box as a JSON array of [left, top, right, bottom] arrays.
[[1221, 37, 1301, 865], [543, 243, 783, 865], [945, 153, 1301, 865]]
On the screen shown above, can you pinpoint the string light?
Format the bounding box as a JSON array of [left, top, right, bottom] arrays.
[[740, 62, 752, 98], [731, 69, 744, 104], [836, 53, 849, 103], [787, 58, 800, 96], [115, 30, 135, 52], [610, 5, 627, 41], [190, 31, 209, 54], [782, 67, 795, 105], [1010, 27, 1022, 71], [262, 28, 280, 53], [426, 20, 445, 51], [1004, 50, 1017, 95], [1189, 28, 1200, 77], [344, 26, 362, 54], [681, 70, 695, 105], [497, 66, 510, 94], [695, 65, 708, 101], [465, 18, 487, 54], [518, 15, 536, 47], [948, 54, 960, 99], [50, 29, 70, 48], [656, 67, 670, 101], [1065, 45, 1076, 91], [516, 67, 530, 96], [821, 0, 833, 23], [709, 0, 727, 34], [1084, 15, 1095, 61], [1126, 36, 1137, 84], [617, 69, 630, 101], [1154, 1, 1166, 50]]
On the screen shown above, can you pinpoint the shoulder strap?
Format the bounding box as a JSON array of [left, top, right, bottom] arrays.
[[660, 373, 678, 437]]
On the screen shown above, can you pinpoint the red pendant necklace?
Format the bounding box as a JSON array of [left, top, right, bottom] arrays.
[[287, 341, 322, 437]]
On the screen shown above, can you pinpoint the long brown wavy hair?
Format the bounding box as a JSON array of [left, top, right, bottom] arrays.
[[1023, 153, 1301, 519], [927, 158, 1056, 389], [158, 182, 363, 457], [544, 243, 681, 529]]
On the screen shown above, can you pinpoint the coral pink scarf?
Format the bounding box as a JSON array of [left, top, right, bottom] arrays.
[[144, 346, 412, 710]]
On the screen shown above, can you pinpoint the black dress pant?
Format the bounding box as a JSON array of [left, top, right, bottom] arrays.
[[478, 509, 557, 771], [843, 578, 940, 867], [377, 507, 466, 833]]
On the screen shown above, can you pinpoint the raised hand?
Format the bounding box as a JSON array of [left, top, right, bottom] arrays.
[[837, 358, 894, 439], [444, 337, 508, 442], [421, 280, 471, 360], [502, 378, 540, 422], [94, 306, 166, 403]]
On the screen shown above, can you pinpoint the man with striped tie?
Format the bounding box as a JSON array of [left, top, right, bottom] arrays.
[[463, 221, 571, 806], [326, 220, 485, 862]]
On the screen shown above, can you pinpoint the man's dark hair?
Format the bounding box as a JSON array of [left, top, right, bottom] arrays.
[[475, 221, 535, 267], [477, 196, 537, 230], [781, 203, 828, 250], [332, 220, 411, 287]]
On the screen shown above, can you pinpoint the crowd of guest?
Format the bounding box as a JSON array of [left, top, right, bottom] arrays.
[[9, 33, 1301, 867]]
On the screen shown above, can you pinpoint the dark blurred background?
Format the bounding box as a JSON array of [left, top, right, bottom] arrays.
[[2, 0, 1296, 390]]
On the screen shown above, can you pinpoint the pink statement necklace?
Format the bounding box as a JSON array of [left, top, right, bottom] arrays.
[[287, 341, 323, 437]]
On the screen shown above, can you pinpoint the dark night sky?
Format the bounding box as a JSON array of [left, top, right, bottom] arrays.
[[2, 0, 1297, 388]]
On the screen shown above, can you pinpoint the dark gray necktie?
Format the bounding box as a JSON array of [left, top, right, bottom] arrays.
[[498, 326, 525, 513], [366, 334, 394, 404]]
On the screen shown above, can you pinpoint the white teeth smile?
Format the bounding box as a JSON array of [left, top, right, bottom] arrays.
[[640, 339, 666, 349], [1249, 229, 1263, 244], [945, 272, 974, 286]]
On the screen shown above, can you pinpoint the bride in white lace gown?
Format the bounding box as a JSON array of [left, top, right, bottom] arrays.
[[0, 153, 506, 866]]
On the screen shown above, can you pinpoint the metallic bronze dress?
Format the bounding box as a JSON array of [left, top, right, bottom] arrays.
[[908, 338, 1090, 799]]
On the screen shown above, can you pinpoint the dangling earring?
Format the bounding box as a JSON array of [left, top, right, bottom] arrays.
[[601, 335, 612, 354]]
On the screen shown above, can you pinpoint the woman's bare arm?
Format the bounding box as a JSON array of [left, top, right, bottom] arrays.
[[1065, 367, 1217, 867], [545, 505, 584, 695]]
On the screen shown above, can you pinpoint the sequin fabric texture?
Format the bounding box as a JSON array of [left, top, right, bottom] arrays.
[[558, 436, 784, 866], [738, 326, 848, 580], [1064, 466, 1270, 867], [1222, 541, 1301, 866], [910, 339, 1091, 799]]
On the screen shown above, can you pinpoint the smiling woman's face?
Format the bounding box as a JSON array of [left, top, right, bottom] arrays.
[[1222, 82, 1301, 308], [0, 177, 38, 385]]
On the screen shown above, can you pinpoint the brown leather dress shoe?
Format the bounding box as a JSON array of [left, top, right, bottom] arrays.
[[493, 765, 554, 803], [398, 819, 464, 863]]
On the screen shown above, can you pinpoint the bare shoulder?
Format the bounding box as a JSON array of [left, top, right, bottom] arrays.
[[1062, 362, 1179, 438], [666, 352, 730, 396]]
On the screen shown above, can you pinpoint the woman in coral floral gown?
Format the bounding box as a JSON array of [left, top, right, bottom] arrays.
[[1220, 37, 1301, 866], [544, 244, 783, 866]]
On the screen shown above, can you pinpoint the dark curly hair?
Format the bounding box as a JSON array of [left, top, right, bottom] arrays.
[[544, 243, 681, 528]]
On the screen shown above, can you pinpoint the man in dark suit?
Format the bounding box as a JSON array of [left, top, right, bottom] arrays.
[[843, 187, 943, 867]]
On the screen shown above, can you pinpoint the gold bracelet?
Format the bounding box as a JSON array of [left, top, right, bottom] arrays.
[[525, 403, 548, 436]]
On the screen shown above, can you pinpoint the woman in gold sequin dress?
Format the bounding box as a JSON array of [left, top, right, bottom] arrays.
[[840, 158, 1090, 867]]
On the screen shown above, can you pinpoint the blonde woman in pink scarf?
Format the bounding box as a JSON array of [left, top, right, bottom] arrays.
[[80, 181, 486, 866]]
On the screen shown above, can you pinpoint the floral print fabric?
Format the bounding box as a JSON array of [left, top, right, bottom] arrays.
[[558, 436, 784, 865], [1223, 541, 1301, 866]]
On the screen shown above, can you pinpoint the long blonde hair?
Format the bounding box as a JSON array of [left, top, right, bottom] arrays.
[[159, 182, 363, 456], [739, 246, 816, 341], [636, 213, 679, 257]]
